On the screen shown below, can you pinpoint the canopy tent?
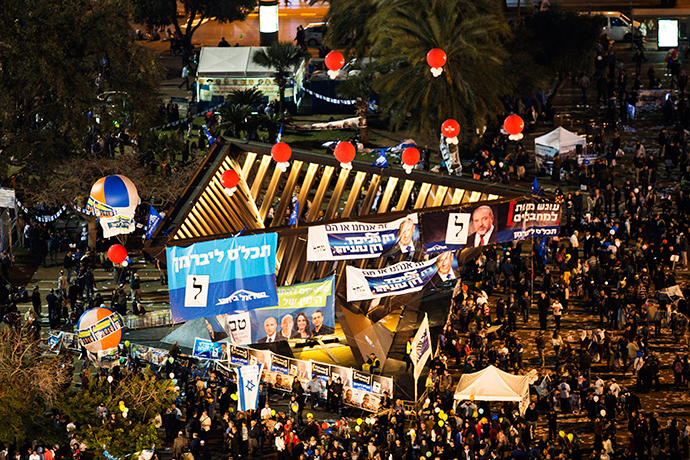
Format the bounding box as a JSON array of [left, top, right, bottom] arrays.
[[534, 127, 588, 174], [195, 47, 306, 105], [453, 365, 531, 414]]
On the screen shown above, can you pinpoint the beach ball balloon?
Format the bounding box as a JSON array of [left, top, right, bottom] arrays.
[[77, 308, 124, 354], [88, 175, 140, 218]]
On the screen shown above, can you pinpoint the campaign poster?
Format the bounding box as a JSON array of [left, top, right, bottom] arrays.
[[62, 332, 80, 351], [420, 200, 561, 253], [307, 214, 420, 262], [342, 372, 393, 413], [265, 354, 294, 392], [346, 257, 441, 301], [289, 358, 312, 381], [331, 365, 353, 388], [229, 345, 249, 366], [193, 338, 229, 360], [248, 348, 272, 368], [232, 276, 335, 344], [311, 361, 332, 399], [225, 312, 252, 345], [167, 233, 279, 324]]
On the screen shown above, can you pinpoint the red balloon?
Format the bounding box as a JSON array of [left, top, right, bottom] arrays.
[[107, 244, 128, 265], [322, 422, 329, 430], [325, 51, 345, 72], [402, 147, 420, 167], [221, 170, 239, 189], [335, 421, 341, 428], [334, 142, 356, 164], [426, 48, 447, 69], [503, 114, 525, 136], [441, 119, 460, 138], [271, 142, 292, 163]]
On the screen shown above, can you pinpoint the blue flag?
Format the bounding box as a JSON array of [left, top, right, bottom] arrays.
[[532, 177, 539, 195], [537, 238, 548, 265], [145, 206, 162, 239], [276, 124, 283, 143], [289, 201, 299, 226], [237, 364, 264, 411], [372, 149, 388, 168], [203, 125, 216, 146]]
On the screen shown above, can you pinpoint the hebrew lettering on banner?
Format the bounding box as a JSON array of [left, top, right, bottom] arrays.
[[307, 215, 420, 262], [167, 234, 279, 323], [221, 276, 336, 345], [420, 198, 561, 254]]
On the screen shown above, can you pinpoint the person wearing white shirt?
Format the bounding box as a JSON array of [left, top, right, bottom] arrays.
[[594, 377, 605, 396], [609, 379, 621, 398], [260, 403, 272, 420]]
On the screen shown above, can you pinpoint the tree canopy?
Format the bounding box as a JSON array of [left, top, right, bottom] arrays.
[[0, 0, 163, 189]]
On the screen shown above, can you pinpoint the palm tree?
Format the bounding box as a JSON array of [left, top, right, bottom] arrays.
[[218, 104, 253, 139], [336, 68, 376, 144], [323, 0, 377, 59], [369, 0, 511, 142], [252, 42, 307, 114], [226, 88, 264, 107]]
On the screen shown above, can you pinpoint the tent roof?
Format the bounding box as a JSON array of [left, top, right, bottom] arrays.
[[453, 365, 530, 402], [197, 47, 297, 78], [534, 126, 586, 148], [161, 318, 223, 352]]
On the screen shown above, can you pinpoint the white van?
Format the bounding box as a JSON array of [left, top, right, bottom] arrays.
[[595, 11, 641, 42]]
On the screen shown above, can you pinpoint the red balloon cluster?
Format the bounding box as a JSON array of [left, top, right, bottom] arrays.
[[426, 48, 447, 77], [107, 244, 128, 265], [441, 119, 460, 138], [221, 170, 239, 196], [271, 142, 292, 163], [503, 115, 525, 139], [325, 51, 345, 72], [402, 147, 420, 173], [334, 142, 356, 168]]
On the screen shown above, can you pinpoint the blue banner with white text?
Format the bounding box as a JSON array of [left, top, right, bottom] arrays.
[[167, 234, 279, 323]]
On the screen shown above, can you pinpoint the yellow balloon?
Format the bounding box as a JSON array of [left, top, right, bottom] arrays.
[[470, 395, 475, 402], [231, 393, 238, 401], [292, 405, 298, 412], [490, 160, 496, 166], [357, 418, 363, 425], [559, 430, 565, 438], [438, 420, 444, 427], [473, 411, 478, 418], [271, 410, 276, 416], [567, 433, 574, 442]]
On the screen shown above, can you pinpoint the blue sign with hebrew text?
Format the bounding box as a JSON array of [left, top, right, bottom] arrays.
[[167, 234, 278, 323]]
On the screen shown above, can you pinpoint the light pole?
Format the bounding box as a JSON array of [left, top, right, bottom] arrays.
[[260, 0, 279, 46]]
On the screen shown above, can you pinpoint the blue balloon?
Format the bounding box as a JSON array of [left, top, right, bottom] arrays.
[[307, 450, 313, 456], [327, 428, 332, 434], [605, 242, 611, 248], [478, 408, 484, 415], [492, 415, 498, 420], [637, 351, 642, 357]]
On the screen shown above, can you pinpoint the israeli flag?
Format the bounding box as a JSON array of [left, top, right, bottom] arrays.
[[276, 124, 283, 144], [237, 364, 263, 411], [289, 201, 299, 226], [532, 177, 540, 195], [203, 125, 216, 146]]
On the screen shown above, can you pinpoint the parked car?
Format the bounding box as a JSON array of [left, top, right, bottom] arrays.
[[595, 11, 641, 42], [304, 22, 328, 47]]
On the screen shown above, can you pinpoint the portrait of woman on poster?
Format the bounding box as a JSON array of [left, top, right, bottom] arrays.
[[294, 312, 314, 338]]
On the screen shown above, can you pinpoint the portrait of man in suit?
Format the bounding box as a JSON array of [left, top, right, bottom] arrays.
[[279, 314, 301, 340], [429, 251, 459, 286], [382, 217, 420, 256], [467, 205, 497, 247], [258, 317, 280, 343]]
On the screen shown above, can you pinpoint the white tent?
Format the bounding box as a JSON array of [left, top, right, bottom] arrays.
[[534, 126, 587, 173], [195, 47, 306, 104], [453, 365, 531, 414]]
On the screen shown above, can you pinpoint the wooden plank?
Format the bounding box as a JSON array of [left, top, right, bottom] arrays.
[[296, 163, 319, 221], [306, 166, 335, 222], [358, 175, 381, 216], [258, 168, 284, 222], [377, 177, 399, 214], [271, 161, 304, 228], [432, 186, 448, 207], [414, 182, 431, 209], [250, 155, 273, 200], [324, 168, 352, 219], [394, 179, 415, 211], [342, 171, 367, 218], [241, 152, 257, 178]]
